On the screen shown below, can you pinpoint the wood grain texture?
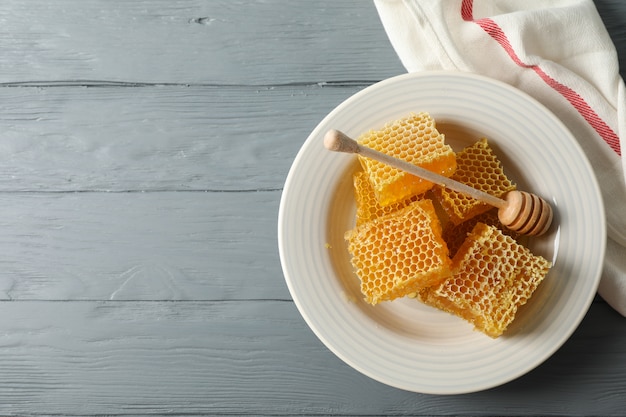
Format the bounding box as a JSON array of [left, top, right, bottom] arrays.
[[0, 300, 624, 416], [0, 191, 287, 301], [0, 85, 364, 192], [0, 0, 404, 85], [596, 0, 626, 79]]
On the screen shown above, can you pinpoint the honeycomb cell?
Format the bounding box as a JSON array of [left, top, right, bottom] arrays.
[[433, 138, 516, 225], [345, 199, 452, 305], [442, 208, 519, 257], [422, 223, 551, 338], [356, 112, 457, 207]]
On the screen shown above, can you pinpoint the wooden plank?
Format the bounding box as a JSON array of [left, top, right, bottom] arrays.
[[0, 84, 363, 192], [0, 191, 289, 301], [0, 0, 404, 85], [595, 0, 626, 79], [0, 300, 623, 415]]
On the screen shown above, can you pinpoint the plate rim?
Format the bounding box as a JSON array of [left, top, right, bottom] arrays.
[[278, 70, 606, 394]]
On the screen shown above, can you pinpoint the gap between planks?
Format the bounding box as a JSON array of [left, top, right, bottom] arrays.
[[0, 189, 284, 194], [0, 80, 380, 88]]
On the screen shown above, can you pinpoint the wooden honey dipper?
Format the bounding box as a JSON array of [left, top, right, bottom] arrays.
[[324, 129, 553, 236]]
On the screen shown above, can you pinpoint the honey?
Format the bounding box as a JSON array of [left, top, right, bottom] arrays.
[[345, 199, 451, 305], [421, 223, 550, 338], [342, 114, 550, 337], [357, 112, 456, 206], [433, 138, 516, 225], [353, 170, 420, 226]]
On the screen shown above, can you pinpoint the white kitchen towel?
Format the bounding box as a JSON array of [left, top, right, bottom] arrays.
[[373, 0, 626, 315]]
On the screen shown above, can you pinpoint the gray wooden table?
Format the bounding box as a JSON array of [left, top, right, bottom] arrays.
[[0, 1, 625, 415]]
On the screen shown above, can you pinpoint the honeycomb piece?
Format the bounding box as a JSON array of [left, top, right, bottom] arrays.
[[357, 112, 456, 207], [423, 223, 550, 338], [442, 208, 518, 257], [433, 138, 516, 225], [353, 170, 421, 226], [345, 199, 451, 305]]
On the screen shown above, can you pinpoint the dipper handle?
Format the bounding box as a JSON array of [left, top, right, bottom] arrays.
[[324, 129, 553, 236]]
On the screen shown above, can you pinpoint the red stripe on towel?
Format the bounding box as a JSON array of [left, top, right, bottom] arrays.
[[461, 0, 621, 156]]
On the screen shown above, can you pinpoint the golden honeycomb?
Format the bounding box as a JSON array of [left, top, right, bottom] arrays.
[[357, 112, 456, 207], [353, 170, 421, 226], [442, 208, 518, 257], [422, 223, 551, 338], [433, 138, 516, 225], [345, 199, 451, 305]]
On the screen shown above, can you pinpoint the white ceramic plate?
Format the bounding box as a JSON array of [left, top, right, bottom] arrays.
[[278, 72, 605, 394]]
